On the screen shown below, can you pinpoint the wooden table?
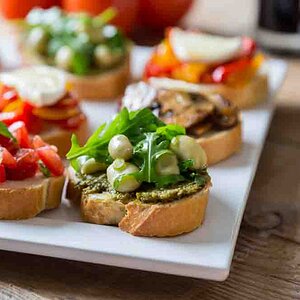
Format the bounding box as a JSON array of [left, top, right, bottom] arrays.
[[0, 59, 299, 300]]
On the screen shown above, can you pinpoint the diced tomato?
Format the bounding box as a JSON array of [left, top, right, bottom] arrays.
[[36, 146, 64, 176], [0, 164, 6, 183], [0, 147, 17, 168], [32, 135, 47, 149], [210, 57, 252, 83], [9, 121, 32, 149], [241, 37, 256, 58], [5, 148, 38, 180], [0, 111, 23, 126], [0, 135, 18, 154]]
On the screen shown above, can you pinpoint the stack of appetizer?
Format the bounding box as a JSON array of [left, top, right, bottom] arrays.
[[0, 66, 88, 156], [144, 27, 268, 108], [0, 121, 64, 219], [66, 108, 211, 237], [21, 7, 131, 99]]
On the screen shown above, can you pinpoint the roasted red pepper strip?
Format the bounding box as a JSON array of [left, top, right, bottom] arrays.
[[210, 57, 252, 83]]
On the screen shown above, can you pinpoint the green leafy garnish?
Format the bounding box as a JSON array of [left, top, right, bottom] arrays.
[[67, 108, 164, 163], [94, 7, 117, 27], [0, 122, 16, 142], [133, 132, 184, 188]]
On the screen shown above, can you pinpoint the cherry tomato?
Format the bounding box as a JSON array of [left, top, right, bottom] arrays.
[[138, 0, 193, 29], [6, 149, 38, 180], [0, 164, 6, 183], [0, 147, 17, 168], [36, 146, 64, 176], [210, 58, 252, 83], [9, 121, 32, 149]]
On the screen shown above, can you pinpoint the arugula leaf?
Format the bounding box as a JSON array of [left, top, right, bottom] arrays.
[[156, 124, 185, 141], [133, 132, 183, 188], [66, 108, 163, 162], [0, 122, 16, 142]]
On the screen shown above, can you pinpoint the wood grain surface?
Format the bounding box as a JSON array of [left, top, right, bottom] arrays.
[[0, 60, 300, 299]]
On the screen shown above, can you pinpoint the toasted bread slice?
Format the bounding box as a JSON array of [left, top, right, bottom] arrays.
[[67, 167, 210, 237], [40, 117, 89, 157], [0, 175, 65, 220], [197, 122, 242, 165], [67, 57, 130, 100]]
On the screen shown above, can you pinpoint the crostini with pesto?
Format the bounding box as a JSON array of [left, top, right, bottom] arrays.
[[66, 108, 211, 237]]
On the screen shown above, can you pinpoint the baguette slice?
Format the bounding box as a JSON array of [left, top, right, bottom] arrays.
[[40, 117, 89, 157], [67, 167, 210, 237], [0, 175, 65, 220], [197, 121, 242, 165]]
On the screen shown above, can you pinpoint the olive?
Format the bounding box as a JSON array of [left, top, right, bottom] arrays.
[[27, 27, 48, 54], [54, 46, 74, 71], [170, 135, 207, 169], [108, 134, 133, 160], [81, 158, 107, 174], [155, 152, 180, 176], [94, 45, 121, 68], [107, 160, 140, 192]]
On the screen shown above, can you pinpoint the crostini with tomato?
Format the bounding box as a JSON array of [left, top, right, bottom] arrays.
[[144, 27, 268, 109], [0, 121, 65, 220], [0, 66, 88, 156]]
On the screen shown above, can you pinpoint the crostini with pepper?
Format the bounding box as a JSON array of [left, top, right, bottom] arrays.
[[144, 27, 268, 108]]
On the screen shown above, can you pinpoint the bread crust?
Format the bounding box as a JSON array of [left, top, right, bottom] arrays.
[[40, 117, 89, 157], [215, 74, 268, 109], [67, 167, 211, 237], [0, 175, 65, 220], [197, 122, 242, 165]]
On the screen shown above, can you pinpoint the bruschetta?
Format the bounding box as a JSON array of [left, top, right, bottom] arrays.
[[122, 79, 242, 165], [66, 108, 211, 237], [0, 121, 64, 219], [19, 7, 131, 100], [0, 66, 88, 156], [144, 27, 268, 109]]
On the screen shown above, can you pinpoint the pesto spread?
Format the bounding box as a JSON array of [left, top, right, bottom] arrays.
[[75, 170, 210, 204]]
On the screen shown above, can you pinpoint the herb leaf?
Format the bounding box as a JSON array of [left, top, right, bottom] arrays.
[[66, 108, 163, 163], [0, 122, 16, 142]]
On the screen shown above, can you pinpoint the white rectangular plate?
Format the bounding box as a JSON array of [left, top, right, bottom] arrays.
[[0, 48, 287, 281]]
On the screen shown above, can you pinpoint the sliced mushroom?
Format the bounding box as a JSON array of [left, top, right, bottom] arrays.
[[157, 90, 192, 114]]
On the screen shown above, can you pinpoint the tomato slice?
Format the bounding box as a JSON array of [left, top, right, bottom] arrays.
[[0, 135, 18, 154], [6, 149, 38, 180], [57, 113, 86, 130], [53, 97, 79, 109], [32, 135, 47, 149], [36, 146, 64, 176], [0, 147, 17, 168], [0, 164, 6, 183], [9, 121, 32, 149]]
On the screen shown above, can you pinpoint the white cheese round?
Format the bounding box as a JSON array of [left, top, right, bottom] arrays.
[[0, 66, 67, 107], [169, 28, 243, 64]]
